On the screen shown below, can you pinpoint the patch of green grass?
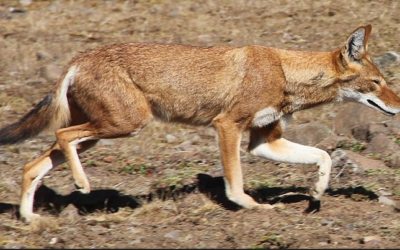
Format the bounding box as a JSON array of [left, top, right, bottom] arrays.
[[364, 169, 400, 177], [246, 178, 280, 190], [365, 153, 381, 160], [337, 140, 366, 153], [157, 162, 206, 188], [119, 163, 155, 175], [391, 136, 400, 146], [250, 233, 286, 249]]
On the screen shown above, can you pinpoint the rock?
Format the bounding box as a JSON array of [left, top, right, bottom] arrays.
[[49, 237, 58, 245], [388, 151, 400, 169], [377, 188, 393, 197], [315, 134, 341, 153], [284, 122, 334, 146], [318, 242, 329, 247], [163, 168, 176, 175], [59, 204, 81, 223], [378, 196, 396, 206], [164, 230, 180, 239], [373, 51, 400, 69], [333, 103, 396, 136], [384, 120, 400, 134], [331, 149, 387, 174], [39, 64, 63, 82], [103, 156, 114, 163], [3, 243, 27, 249], [362, 134, 400, 156], [166, 134, 179, 143], [175, 140, 194, 151], [361, 235, 382, 247], [351, 123, 390, 142], [351, 124, 370, 142], [98, 139, 115, 146], [19, 0, 32, 6], [320, 218, 335, 227]]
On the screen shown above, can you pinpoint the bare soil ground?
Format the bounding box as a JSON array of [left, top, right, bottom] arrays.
[[1, 0, 400, 248]]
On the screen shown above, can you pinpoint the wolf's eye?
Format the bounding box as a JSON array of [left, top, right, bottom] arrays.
[[373, 79, 380, 85]]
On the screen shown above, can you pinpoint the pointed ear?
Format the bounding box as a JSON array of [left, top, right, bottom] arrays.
[[342, 25, 372, 62]]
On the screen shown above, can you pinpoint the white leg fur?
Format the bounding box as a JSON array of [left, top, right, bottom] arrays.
[[20, 157, 62, 222], [250, 137, 331, 200]]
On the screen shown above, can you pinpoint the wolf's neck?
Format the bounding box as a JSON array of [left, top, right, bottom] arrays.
[[276, 49, 340, 112]]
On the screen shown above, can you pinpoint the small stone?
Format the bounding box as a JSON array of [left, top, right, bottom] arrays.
[[388, 151, 400, 169], [163, 168, 176, 175], [378, 188, 393, 196], [164, 230, 180, 239], [261, 221, 271, 229], [103, 156, 114, 163], [129, 238, 142, 245], [320, 218, 334, 227], [49, 237, 58, 245], [166, 134, 179, 143], [378, 196, 396, 206], [318, 242, 329, 246], [19, 0, 32, 5], [361, 235, 382, 247], [315, 134, 340, 153], [98, 139, 115, 146], [176, 140, 193, 151], [4, 243, 27, 249], [59, 204, 81, 223]]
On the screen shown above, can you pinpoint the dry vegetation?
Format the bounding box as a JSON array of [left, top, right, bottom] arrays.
[[1, 0, 400, 248]]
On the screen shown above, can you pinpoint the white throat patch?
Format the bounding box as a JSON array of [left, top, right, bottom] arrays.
[[251, 107, 281, 127]]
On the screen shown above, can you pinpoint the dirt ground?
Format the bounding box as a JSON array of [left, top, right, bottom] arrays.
[[1, 0, 400, 249]]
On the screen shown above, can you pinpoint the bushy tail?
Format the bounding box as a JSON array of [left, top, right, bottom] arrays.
[[0, 67, 74, 145]]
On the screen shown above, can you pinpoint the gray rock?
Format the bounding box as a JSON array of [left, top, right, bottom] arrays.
[[378, 196, 396, 206], [331, 149, 387, 175], [284, 122, 334, 146], [333, 103, 396, 136], [315, 134, 341, 153], [19, 0, 33, 6], [351, 124, 370, 142], [164, 230, 180, 239], [388, 151, 400, 169], [384, 119, 400, 134], [3, 243, 27, 249], [352, 123, 390, 142], [377, 188, 393, 196], [98, 139, 115, 146], [163, 168, 176, 175], [361, 235, 382, 247], [175, 140, 194, 151], [362, 134, 400, 156], [166, 134, 179, 143]]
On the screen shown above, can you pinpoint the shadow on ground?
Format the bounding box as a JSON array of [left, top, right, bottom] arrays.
[[0, 173, 379, 220]]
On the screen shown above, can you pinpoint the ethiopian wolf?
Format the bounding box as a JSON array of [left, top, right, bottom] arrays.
[[1, 25, 399, 223]]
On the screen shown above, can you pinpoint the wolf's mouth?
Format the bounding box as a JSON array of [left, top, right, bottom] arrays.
[[367, 99, 395, 116]]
